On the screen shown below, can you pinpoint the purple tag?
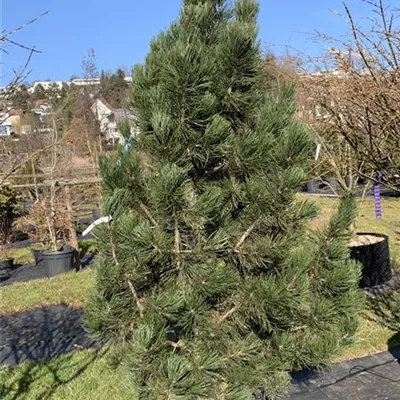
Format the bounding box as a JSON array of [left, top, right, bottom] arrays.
[[374, 172, 382, 219]]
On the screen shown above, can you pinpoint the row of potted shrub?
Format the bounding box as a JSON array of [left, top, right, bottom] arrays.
[[0, 183, 392, 288], [0, 184, 80, 280], [0, 245, 78, 280]]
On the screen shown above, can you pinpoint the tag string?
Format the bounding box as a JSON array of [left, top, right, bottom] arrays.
[[374, 172, 382, 219]]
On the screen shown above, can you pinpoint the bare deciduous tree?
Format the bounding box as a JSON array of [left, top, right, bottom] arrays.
[[1, 11, 50, 184], [1, 11, 49, 106], [299, 0, 400, 191]]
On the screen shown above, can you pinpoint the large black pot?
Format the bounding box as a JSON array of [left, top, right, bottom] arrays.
[[349, 233, 391, 288], [0, 258, 15, 279], [42, 248, 75, 278]]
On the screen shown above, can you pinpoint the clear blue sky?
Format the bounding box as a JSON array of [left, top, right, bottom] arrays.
[[2, 0, 369, 85]]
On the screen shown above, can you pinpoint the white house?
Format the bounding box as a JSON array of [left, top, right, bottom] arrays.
[[25, 76, 132, 92], [31, 99, 52, 121], [71, 77, 132, 86], [0, 110, 24, 138], [91, 98, 137, 144], [0, 112, 13, 137], [71, 78, 101, 86], [28, 81, 64, 94]]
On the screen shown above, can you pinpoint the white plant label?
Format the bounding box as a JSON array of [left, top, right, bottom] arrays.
[[315, 143, 322, 161], [82, 216, 112, 237]]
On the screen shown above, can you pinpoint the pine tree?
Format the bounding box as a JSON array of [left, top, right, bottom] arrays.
[[85, 1, 364, 398], [31, 83, 46, 101], [10, 84, 31, 111], [100, 69, 129, 108]]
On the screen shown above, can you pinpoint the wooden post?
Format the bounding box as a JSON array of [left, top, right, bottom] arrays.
[[64, 185, 80, 269], [31, 159, 39, 201], [64, 185, 78, 249]]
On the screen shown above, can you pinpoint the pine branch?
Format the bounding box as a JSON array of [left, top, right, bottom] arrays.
[[175, 219, 180, 254], [139, 203, 158, 226], [174, 219, 181, 271], [127, 280, 144, 318], [233, 219, 260, 253], [218, 306, 237, 323], [109, 225, 119, 267]]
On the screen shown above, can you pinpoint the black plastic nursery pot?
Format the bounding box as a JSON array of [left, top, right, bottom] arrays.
[[0, 258, 15, 279], [324, 177, 338, 189], [92, 209, 101, 221], [349, 233, 391, 288], [306, 179, 319, 193], [32, 249, 44, 266], [63, 245, 81, 271], [345, 175, 351, 188], [42, 248, 75, 278]]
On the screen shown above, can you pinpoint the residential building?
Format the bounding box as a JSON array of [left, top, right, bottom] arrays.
[[28, 81, 64, 94], [31, 99, 52, 121], [0, 109, 24, 138], [71, 76, 132, 86], [91, 97, 137, 144], [0, 112, 12, 137], [71, 78, 101, 86]]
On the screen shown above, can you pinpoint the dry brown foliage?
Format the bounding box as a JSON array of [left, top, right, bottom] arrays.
[[16, 192, 69, 248], [297, 0, 400, 190]]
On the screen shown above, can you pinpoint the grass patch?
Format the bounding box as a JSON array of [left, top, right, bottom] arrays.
[[7, 247, 35, 265], [0, 349, 133, 400], [1, 239, 99, 314], [303, 195, 400, 360], [0, 269, 94, 315], [335, 312, 398, 362], [301, 195, 400, 265]]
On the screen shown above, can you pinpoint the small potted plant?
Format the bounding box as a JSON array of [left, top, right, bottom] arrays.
[[0, 185, 20, 279], [16, 192, 76, 277], [0, 245, 15, 279]]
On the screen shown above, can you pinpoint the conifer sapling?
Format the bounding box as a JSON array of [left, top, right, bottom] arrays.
[[86, 1, 364, 398]]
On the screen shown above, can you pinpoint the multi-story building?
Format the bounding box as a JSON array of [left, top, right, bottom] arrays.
[[28, 81, 64, 94], [91, 97, 137, 144]]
